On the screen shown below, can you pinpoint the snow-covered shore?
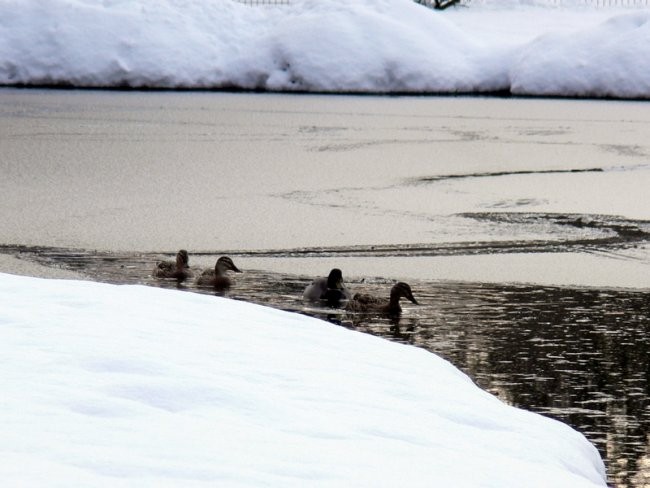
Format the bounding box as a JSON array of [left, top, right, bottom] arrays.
[[0, 272, 607, 486], [1, 0, 649, 98]]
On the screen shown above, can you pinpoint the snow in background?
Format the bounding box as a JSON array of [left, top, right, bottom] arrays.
[[0, 272, 607, 487], [0, 0, 649, 98]]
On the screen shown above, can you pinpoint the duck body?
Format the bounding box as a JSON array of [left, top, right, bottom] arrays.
[[196, 256, 242, 290], [303, 268, 352, 306], [153, 250, 192, 283], [346, 282, 418, 316]]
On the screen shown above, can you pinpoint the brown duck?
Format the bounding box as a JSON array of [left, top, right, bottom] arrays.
[[346, 282, 418, 315], [153, 250, 192, 283], [196, 256, 242, 290]]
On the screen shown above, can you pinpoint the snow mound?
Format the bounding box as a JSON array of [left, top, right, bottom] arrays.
[[511, 12, 650, 98], [0, 0, 648, 97], [0, 272, 607, 486]]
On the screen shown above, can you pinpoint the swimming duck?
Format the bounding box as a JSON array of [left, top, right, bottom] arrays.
[[153, 249, 192, 283], [196, 256, 242, 289], [346, 282, 418, 316], [303, 268, 352, 305]]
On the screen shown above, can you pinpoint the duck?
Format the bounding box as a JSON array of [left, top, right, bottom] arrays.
[[303, 268, 352, 306], [346, 282, 418, 316], [153, 249, 192, 283], [196, 256, 242, 290]]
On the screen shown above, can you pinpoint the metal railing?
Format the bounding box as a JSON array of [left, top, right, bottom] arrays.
[[232, 0, 290, 5], [461, 0, 650, 6], [232, 0, 649, 6]]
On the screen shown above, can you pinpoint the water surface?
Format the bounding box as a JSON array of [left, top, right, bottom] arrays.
[[2, 89, 650, 486], [5, 243, 648, 487]]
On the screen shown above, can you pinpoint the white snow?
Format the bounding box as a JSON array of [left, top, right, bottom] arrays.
[[1, 0, 649, 98], [0, 272, 607, 487]]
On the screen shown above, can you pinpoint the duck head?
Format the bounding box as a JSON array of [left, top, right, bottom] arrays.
[[215, 256, 242, 275], [391, 282, 418, 305], [176, 250, 189, 268], [326, 268, 344, 289]]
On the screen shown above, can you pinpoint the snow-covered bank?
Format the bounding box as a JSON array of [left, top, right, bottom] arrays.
[[1, 0, 649, 98], [0, 272, 606, 486]]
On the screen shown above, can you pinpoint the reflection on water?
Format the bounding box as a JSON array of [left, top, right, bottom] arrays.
[[5, 245, 650, 488]]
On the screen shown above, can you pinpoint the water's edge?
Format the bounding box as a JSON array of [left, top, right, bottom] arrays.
[[2, 244, 648, 487]]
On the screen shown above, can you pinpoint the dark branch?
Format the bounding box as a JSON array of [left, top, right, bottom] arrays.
[[414, 0, 462, 9]]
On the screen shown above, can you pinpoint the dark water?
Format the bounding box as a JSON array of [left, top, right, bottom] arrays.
[[4, 244, 650, 487]]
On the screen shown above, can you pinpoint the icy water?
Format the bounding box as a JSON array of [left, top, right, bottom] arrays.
[[6, 240, 650, 488], [1, 89, 650, 486]]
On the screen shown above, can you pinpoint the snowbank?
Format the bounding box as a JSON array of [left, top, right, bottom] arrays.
[[511, 12, 650, 98], [0, 0, 649, 98], [0, 272, 607, 486]]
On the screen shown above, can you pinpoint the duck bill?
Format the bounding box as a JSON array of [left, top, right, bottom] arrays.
[[232, 264, 242, 273], [408, 294, 419, 305]]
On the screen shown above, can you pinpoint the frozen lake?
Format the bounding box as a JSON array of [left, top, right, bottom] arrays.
[[1, 88, 649, 285], [1, 88, 649, 486]]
